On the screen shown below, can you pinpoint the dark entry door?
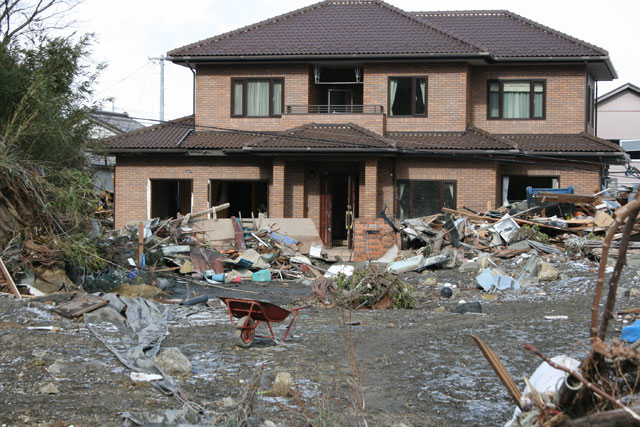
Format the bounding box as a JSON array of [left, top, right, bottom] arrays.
[[320, 172, 357, 248]]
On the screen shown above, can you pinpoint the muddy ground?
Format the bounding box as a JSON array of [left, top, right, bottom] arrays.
[[1, 255, 638, 426]]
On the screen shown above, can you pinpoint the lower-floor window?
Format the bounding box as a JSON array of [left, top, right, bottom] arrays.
[[397, 180, 456, 219]]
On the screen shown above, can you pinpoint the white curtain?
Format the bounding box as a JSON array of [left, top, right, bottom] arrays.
[[533, 83, 544, 118], [233, 82, 243, 115], [503, 82, 530, 118], [489, 83, 500, 118], [502, 176, 510, 206], [247, 81, 269, 116], [416, 79, 426, 114], [272, 81, 282, 115], [389, 78, 398, 116]]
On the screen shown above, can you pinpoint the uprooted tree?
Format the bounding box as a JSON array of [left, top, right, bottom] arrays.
[[0, 0, 104, 268]]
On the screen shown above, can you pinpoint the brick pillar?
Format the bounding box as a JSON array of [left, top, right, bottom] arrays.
[[291, 164, 304, 218], [270, 158, 285, 217], [359, 158, 378, 219]]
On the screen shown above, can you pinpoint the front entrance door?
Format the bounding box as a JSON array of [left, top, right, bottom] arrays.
[[320, 172, 357, 248]]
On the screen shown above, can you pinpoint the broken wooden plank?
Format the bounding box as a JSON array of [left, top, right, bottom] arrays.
[[536, 192, 598, 204], [442, 208, 498, 223], [0, 257, 20, 298], [52, 295, 108, 319]]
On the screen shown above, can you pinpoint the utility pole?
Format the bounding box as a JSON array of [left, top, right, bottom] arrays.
[[149, 54, 165, 121]]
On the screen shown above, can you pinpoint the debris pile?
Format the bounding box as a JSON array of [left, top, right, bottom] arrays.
[[472, 195, 640, 425]]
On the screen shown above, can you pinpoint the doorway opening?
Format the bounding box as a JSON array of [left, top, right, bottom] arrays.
[[209, 180, 268, 218], [150, 179, 192, 219], [320, 172, 358, 248]]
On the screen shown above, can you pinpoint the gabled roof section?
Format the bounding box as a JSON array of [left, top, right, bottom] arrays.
[[387, 126, 517, 151], [168, 0, 482, 59], [597, 83, 640, 104], [412, 10, 607, 58], [498, 132, 624, 153], [89, 111, 144, 134], [245, 123, 397, 151], [106, 116, 194, 150]]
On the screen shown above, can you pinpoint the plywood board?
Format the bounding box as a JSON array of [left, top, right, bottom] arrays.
[[51, 295, 108, 318]]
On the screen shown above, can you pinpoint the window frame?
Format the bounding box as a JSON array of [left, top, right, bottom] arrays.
[[486, 79, 546, 120], [230, 77, 284, 118], [388, 76, 428, 117], [396, 179, 456, 219]]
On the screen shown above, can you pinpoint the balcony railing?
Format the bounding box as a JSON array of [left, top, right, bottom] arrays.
[[285, 104, 384, 114]]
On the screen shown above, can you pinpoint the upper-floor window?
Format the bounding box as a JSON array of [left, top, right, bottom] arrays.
[[231, 78, 283, 117], [488, 80, 545, 120], [389, 77, 427, 117]]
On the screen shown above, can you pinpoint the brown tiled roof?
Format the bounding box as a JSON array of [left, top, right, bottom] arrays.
[[107, 116, 194, 150], [499, 133, 624, 153], [246, 123, 396, 150], [168, 1, 608, 60], [106, 118, 624, 157], [168, 0, 481, 58], [387, 126, 516, 151], [180, 131, 258, 149], [412, 10, 607, 58]]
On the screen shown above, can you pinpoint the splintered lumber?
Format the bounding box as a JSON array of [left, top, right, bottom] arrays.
[[442, 208, 498, 223], [471, 334, 522, 409], [169, 203, 230, 225], [0, 257, 20, 298], [536, 192, 599, 204], [52, 295, 108, 318]]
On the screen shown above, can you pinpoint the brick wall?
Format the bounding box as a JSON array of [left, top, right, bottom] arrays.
[[352, 218, 398, 262], [470, 65, 587, 134], [364, 62, 469, 132], [114, 155, 271, 228]]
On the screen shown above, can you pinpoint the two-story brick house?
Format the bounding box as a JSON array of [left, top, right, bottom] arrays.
[[108, 0, 624, 254]]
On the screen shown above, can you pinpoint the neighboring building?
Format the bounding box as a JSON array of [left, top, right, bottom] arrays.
[[107, 0, 624, 258], [597, 83, 640, 187], [88, 111, 144, 191]]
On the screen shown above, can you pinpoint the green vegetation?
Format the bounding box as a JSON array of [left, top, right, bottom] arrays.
[[0, 0, 104, 271]]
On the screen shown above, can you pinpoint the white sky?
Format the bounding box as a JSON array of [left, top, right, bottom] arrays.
[[72, 0, 640, 123]]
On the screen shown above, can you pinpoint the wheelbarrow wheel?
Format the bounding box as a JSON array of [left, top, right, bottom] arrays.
[[234, 316, 256, 348]]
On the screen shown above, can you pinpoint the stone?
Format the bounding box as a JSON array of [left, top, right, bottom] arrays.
[[33, 268, 73, 294], [433, 306, 446, 313], [270, 371, 294, 397], [443, 249, 458, 269], [262, 421, 277, 427], [115, 283, 168, 299], [630, 288, 640, 298], [422, 275, 437, 286], [47, 360, 108, 375], [32, 349, 48, 359], [218, 397, 235, 408], [153, 348, 192, 375], [39, 382, 59, 394], [459, 261, 480, 274], [537, 262, 559, 281]]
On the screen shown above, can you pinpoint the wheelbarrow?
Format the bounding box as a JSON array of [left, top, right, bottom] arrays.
[[218, 297, 308, 348]]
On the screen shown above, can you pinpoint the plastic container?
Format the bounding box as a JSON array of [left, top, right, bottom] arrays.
[[252, 269, 271, 282]]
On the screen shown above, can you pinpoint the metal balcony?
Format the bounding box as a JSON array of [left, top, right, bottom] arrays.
[[284, 104, 384, 114]]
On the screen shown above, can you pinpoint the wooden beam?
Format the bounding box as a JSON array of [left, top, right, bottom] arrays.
[[0, 258, 21, 298]]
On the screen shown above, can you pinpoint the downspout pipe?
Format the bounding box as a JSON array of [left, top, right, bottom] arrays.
[[186, 62, 196, 123]]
